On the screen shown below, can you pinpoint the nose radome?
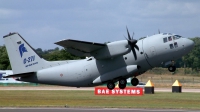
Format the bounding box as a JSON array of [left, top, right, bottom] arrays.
[[185, 39, 194, 51]]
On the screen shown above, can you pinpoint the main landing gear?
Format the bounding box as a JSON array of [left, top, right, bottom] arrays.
[[107, 77, 139, 90], [107, 78, 127, 90], [107, 81, 115, 90], [131, 77, 139, 86], [118, 78, 127, 89]]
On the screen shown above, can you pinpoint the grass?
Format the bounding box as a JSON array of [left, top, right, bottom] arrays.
[[0, 90, 200, 109]]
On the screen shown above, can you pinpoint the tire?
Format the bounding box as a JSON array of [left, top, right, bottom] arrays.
[[131, 78, 139, 86], [119, 84, 126, 89], [107, 81, 115, 90], [168, 66, 176, 72], [119, 78, 127, 85]]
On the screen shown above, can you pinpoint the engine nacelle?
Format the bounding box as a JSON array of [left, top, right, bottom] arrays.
[[91, 40, 131, 59]]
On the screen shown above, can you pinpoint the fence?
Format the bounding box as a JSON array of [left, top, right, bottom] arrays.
[[137, 75, 200, 88]]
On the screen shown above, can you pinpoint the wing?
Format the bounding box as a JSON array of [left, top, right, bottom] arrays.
[[55, 39, 106, 57]]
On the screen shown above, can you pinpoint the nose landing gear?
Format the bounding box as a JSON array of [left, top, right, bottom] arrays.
[[168, 65, 176, 72], [167, 60, 176, 72]]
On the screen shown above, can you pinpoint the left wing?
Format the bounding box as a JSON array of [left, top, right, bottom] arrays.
[[55, 39, 131, 59], [55, 39, 106, 57]]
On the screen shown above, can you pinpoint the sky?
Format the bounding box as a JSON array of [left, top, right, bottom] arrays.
[[0, 0, 200, 50]]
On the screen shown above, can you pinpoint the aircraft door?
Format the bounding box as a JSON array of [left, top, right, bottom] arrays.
[[150, 46, 156, 56], [142, 38, 159, 67]]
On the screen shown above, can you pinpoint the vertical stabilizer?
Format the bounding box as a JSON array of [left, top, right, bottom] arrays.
[[3, 33, 48, 74]]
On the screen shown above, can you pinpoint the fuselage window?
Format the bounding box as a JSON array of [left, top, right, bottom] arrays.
[[173, 36, 176, 40], [168, 36, 172, 41], [169, 44, 174, 49], [174, 42, 178, 48], [163, 38, 168, 43]]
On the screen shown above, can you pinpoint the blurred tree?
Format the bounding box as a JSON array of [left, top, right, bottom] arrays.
[[0, 46, 11, 70], [182, 37, 200, 70]]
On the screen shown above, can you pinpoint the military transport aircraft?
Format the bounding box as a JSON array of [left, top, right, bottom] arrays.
[[3, 29, 194, 90]]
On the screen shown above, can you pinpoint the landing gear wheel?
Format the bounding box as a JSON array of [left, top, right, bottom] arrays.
[[119, 78, 127, 89], [131, 78, 139, 86], [119, 84, 126, 89], [107, 81, 115, 90], [168, 65, 176, 72], [119, 78, 127, 85]]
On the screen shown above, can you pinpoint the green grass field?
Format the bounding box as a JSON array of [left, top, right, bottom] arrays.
[[0, 90, 200, 109]]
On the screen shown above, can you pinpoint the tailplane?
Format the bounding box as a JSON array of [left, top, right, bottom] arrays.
[[3, 33, 48, 74]]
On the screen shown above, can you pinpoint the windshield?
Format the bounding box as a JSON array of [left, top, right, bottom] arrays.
[[173, 35, 182, 40]]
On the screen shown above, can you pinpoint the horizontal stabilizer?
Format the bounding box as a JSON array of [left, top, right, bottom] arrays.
[[3, 72, 35, 78]]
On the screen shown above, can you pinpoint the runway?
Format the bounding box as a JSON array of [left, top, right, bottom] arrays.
[[0, 86, 200, 92], [0, 108, 199, 112]]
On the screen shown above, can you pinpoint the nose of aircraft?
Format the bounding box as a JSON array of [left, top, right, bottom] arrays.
[[184, 38, 194, 52]]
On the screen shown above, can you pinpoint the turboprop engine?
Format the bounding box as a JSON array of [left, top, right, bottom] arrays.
[[92, 40, 131, 59]]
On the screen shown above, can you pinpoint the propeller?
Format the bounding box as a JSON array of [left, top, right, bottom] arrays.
[[158, 29, 160, 34], [125, 27, 139, 60]]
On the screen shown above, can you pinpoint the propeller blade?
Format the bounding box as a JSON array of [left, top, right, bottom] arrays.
[[124, 35, 128, 40], [132, 32, 134, 40], [134, 45, 139, 51], [126, 27, 131, 40], [125, 27, 139, 60], [130, 39, 137, 44], [132, 47, 137, 60]]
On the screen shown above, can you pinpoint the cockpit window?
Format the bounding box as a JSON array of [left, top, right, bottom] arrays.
[[163, 37, 168, 43], [163, 33, 167, 35], [173, 35, 182, 40], [168, 36, 172, 41], [168, 33, 172, 35]]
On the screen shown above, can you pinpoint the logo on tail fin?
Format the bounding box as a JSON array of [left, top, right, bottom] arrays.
[[0, 74, 2, 80], [19, 44, 28, 57]]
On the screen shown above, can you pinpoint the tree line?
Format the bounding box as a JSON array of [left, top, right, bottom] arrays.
[[0, 37, 200, 71], [0, 47, 80, 70]]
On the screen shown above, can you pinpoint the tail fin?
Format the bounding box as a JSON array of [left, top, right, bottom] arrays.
[[3, 32, 48, 74]]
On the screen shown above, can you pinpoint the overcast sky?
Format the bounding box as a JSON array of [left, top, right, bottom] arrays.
[[1, 0, 200, 50]]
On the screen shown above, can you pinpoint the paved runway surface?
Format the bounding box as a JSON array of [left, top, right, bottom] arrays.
[[0, 108, 199, 112], [1, 86, 200, 92]]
